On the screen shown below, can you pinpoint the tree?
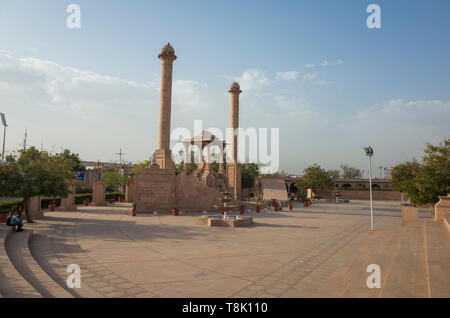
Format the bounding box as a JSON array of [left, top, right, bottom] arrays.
[[341, 164, 362, 179], [391, 138, 450, 206], [42, 153, 76, 205], [295, 164, 332, 193], [131, 158, 152, 176], [241, 163, 260, 189], [102, 168, 124, 192], [327, 169, 340, 180], [391, 160, 420, 196], [0, 147, 74, 222], [59, 149, 84, 171]]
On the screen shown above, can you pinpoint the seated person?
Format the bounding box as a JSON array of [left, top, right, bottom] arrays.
[[9, 211, 24, 232]]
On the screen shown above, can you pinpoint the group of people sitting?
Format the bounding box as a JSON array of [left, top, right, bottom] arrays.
[[5, 210, 24, 232]]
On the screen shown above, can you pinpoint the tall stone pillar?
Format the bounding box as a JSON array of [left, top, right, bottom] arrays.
[[227, 82, 242, 199], [154, 43, 177, 173]]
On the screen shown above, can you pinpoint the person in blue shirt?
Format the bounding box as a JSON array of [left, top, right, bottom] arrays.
[[9, 210, 23, 232]]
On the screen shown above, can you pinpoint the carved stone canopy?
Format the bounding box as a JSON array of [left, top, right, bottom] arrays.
[[182, 130, 227, 149]]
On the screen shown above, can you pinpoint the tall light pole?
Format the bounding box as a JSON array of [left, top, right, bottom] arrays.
[[364, 146, 375, 233], [0, 113, 7, 162]]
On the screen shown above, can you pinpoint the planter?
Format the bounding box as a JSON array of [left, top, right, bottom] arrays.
[[256, 206, 261, 213], [83, 200, 89, 206], [288, 204, 293, 211], [172, 209, 179, 216], [273, 205, 279, 212], [0, 214, 7, 223], [49, 204, 56, 211], [239, 208, 245, 215], [131, 209, 137, 216]]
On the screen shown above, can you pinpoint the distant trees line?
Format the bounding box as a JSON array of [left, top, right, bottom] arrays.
[[292, 138, 449, 206]]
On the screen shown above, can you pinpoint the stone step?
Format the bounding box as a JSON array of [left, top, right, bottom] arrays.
[[4, 229, 73, 298], [425, 219, 450, 297], [0, 226, 41, 298], [29, 230, 103, 298], [28, 219, 103, 298], [380, 223, 429, 297]]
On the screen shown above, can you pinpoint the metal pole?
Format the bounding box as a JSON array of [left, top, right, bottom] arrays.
[[1, 125, 6, 161], [368, 156, 374, 230]]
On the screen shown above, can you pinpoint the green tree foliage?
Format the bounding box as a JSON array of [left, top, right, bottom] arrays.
[[241, 163, 260, 188], [131, 158, 152, 176], [0, 147, 75, 222], [102, 168, 124, 191], [327, 169, 340, 180], [341, 164, 362, 179], [59, 149, 84, 171], [43, 152, 76, 205], [391, 160, 420, 196], [295, 164, 332, 192], [391, 138, 450, 205]]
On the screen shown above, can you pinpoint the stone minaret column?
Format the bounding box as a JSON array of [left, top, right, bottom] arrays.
[[227, 82, 242, 199], [155, 43, 177, 173], [229, 82, 241, 163]]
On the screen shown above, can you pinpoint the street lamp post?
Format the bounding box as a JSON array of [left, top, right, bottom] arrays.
[[364, 146, 375, 233], [0, 113, 7, 162]]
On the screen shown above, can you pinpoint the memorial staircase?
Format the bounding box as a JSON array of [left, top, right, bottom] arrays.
[[0, 216, 449, 298]]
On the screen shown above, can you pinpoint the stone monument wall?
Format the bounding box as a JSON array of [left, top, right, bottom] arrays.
[[175, 175, 226, 211], [126, 181, 136, 203], [258, 177, 288, 201], [316, 189, 402, 201], [134, 166, 176, 212]]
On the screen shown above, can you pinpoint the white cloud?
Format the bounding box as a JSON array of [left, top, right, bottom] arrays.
[[275, 71, 299, 81], [302, 73, 318, 81], [320, 60, 329, 67], [337, 59, 344, 65], [0, 52, 211, 161], [226, 68, 271, 92], [304, 64, 315, 68]]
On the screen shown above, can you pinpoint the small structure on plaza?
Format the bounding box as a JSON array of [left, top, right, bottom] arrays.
[[133, 43, 242, 212], [197, 190, 253, 227]]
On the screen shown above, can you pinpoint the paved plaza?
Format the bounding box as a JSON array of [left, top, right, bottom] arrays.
[[1, 200, 449, 298]]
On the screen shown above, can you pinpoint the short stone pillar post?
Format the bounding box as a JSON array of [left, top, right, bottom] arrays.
[[92, 180, 106, 206], [402, 205, 419, 225], [434, 194, 450, 222], [60, 184, 77, 211]]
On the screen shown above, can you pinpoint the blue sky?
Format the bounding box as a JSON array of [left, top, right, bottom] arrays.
[[0, 0, 449, 175]]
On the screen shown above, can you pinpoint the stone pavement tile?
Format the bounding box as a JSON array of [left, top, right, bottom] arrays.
[[101, 260, 228, 284], [184, 254, 284, 277], [140, 277, 253, 298]]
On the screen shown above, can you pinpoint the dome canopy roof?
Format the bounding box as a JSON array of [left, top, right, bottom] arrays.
[[230, 82, 240, 90], [161, 43, 175, 55]]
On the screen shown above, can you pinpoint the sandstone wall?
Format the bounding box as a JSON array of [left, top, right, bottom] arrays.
[[316, 189, 402, 201]]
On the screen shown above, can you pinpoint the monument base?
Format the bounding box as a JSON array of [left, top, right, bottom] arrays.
[[154, 148, 175, 174]]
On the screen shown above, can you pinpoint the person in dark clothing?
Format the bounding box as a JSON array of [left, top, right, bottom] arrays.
[[9, 211, 23, 232]]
